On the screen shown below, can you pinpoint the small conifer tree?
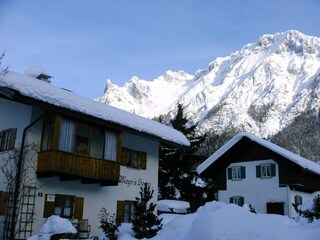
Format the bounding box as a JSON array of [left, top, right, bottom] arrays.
[[98, 208, 120, 240], [132, 184, 163, 239], [293, 194, 320, 222]]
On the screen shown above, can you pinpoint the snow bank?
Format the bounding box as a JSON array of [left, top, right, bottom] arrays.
[[119, 201, 320, 240]]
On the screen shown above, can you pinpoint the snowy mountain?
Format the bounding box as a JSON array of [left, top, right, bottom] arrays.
[[98, 30, 320, 138]]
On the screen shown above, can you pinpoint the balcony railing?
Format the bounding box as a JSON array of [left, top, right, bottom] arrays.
[[37, 150, 120, 185]]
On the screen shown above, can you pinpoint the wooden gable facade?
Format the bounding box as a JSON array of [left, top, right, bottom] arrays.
[[200, 136, 320, 193]]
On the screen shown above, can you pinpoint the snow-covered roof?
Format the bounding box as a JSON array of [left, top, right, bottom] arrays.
[[197, 132, 320, 175], [0, 70, 190, 146]]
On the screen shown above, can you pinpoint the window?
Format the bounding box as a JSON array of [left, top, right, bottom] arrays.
[[229, 196, 244, 206], [256, 163, 276, 178], [43, 194, 84, 219], [294, 195, 303, 206], [42, 122, 54, 151], [228, 166, 245, 180], [0, 128, 17, 152], [43, 116, 119, 160], [54, 195, 74, 218], [120, 147, 147, 169], [117, 200, 137, 223]]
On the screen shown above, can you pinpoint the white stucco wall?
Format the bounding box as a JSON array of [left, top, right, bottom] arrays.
[[30, 125, 159, 237], [0, 98, 34, 189], [32, 131, 159, 237], [218, 160, 289, 215], [0, 97, 161, 238], [0, 98, 34, 238], [288, 189, 320, 218]]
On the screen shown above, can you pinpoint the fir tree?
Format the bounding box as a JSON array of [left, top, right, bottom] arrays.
[[159, 103, 215, 212], [132, 184, 162, 239]]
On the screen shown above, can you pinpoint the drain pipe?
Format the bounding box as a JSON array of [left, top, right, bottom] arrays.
[[9, 113, 44, 240]]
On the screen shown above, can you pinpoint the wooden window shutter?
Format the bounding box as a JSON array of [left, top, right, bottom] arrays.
[[227, 168, 232, 180], [116, 201, 125, 223], [241, 166, 246, 179], [139, 152, 147, 170], [0, 191, 8, 215], [120, 148, 128, 166], [8, 128, 17, 150], [256, 165, 261, 178], [74, 196, 84, 219], [271, 164, 276, 176], [43, 194, 55, 218]]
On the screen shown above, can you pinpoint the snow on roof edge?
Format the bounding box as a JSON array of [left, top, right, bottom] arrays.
[[197, 132, 320, 175], [0, 70, 190, 147]]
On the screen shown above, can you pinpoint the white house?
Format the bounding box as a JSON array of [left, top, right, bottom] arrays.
[[197, 132, 320, 218], [0, 69, 189, 239]]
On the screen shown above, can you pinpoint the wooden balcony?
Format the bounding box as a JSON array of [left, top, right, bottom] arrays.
[[37, 150, 120, 186]]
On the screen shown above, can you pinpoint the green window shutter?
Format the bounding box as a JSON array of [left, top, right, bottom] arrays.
[[271, 164, 276, 176], [241, 166, 246, 179], [227, 168, 232, 180], [239, 197, 244, 206], [256, 165, 261, 178], [229, 197, 234, 204]]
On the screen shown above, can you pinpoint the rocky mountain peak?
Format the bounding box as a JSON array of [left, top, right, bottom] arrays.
[[98, 30, 320, 139]]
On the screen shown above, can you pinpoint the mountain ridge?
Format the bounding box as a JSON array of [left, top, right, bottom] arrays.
[[98, 30, 320, 140]]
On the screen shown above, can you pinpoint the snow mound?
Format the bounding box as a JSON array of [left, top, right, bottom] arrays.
[[24, 66, 49, 78], [28, 215, 77, 240], [118, 201, 320, 240]]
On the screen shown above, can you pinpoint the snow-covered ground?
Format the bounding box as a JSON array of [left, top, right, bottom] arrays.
[[29, 201, 320, 240]]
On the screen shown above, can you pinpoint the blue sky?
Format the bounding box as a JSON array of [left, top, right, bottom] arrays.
[[0, 0, 319, 99]]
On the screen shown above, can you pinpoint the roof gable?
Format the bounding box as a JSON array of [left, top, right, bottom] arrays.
[[0, 70, 189, 147], [197, 132, 320, 175]]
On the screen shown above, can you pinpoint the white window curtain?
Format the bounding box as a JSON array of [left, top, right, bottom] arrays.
[[104, 131, 117, 161], [58, 119, 75, 152]]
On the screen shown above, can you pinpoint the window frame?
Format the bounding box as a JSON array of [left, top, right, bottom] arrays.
[[41, 115, 120, 161], [0, 128, 17, 152], [54, 194, 75, 219], [230, 196, 244, 206], [121, 147, 147, 170], [260, 164, 272, 178], [294, 195, 303, 206], [117, 200, 137, 223], [228, 166, 245, 181], [43, 193, 84, 219], [256, 163, 276, 179]]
